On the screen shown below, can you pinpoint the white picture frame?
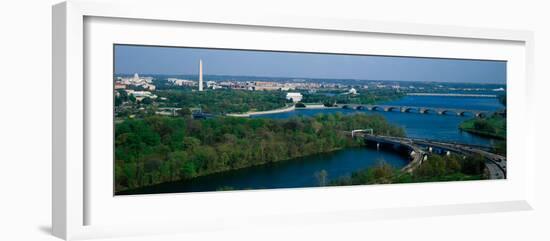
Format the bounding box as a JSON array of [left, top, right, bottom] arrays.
[[52, 0, 535, 240]]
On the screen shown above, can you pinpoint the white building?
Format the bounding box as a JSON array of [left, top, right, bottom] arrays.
[[206, 81, 223, 90], [126, 90, 157, 101], [348, 88, 357, 95], [168, 78, 196, 87], [133, 73, 140, 82], [143, 83, 156, 91], [286, 92, 303, 102], [116, 73, 156, 90]]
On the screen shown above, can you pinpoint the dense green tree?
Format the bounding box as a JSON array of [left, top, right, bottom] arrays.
[[315, 169, 328, 186], [115, 97, 123, 106], [498, 94, 506, 106], [177, 107, 192, 117], [473, 119, 495, 133], [461, 154, 485, 175], [141, 97, 153, 105], [128, 94, 136, 103]]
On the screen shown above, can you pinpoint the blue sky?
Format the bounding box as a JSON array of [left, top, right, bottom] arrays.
[[114, 45, 506, 84]]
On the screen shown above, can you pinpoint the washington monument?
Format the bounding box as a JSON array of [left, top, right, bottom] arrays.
[[198, 59, 203, 91]]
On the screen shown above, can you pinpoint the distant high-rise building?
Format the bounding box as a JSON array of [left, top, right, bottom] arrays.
[[199, 59, 203, 91]]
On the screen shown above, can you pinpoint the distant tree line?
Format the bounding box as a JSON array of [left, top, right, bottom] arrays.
[[156, 89, 290, 114]]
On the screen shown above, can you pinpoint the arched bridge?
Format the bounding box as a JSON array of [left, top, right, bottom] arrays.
[[349, 131, 506, 179], [340, 104, 491, 117], [359, 133, 427, 173]]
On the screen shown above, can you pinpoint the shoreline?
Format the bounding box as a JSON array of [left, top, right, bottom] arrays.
[[226, 103, 342, 117], [298, 104, 340, 109], [459, 127, 506, 140], [226, 104, 296, 117]]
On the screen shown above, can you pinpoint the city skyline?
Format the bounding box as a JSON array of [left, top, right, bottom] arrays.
[[114, 44, 507, 84]]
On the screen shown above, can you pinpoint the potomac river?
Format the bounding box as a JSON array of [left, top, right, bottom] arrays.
[[121, 94, 504, 194]]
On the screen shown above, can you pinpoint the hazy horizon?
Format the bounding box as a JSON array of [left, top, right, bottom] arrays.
[[114, 45, 507, 84]]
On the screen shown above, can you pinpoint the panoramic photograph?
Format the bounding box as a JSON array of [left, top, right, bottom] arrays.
[[113, 44, 507, 195]]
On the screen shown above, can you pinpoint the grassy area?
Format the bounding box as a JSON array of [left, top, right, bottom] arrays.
[[459, 114, 506, 140]]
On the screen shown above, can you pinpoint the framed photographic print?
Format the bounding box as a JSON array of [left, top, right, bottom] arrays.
[[52, 0, 535, 240], [112, 44, 507, 195]]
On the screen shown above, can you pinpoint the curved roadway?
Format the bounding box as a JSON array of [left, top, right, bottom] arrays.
[[354, 133, 506, 179]]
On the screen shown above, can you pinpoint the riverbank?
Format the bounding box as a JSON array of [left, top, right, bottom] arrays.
[[226, 104, 295, 117], [226, 102, 339, 117], [459, 116, 506, 139], [459, 128, 506, 139], [298, 103, 340, 109]]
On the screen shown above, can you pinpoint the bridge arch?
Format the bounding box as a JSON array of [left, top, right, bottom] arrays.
[[371, 106, 385, 111], [475, 112, 488, 118], [438, 109, 459, 116], [420, 108, 436, 114], [385, 106, 401, 112], [402, 107, 419, 113], [457, 111, 475, 117]]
